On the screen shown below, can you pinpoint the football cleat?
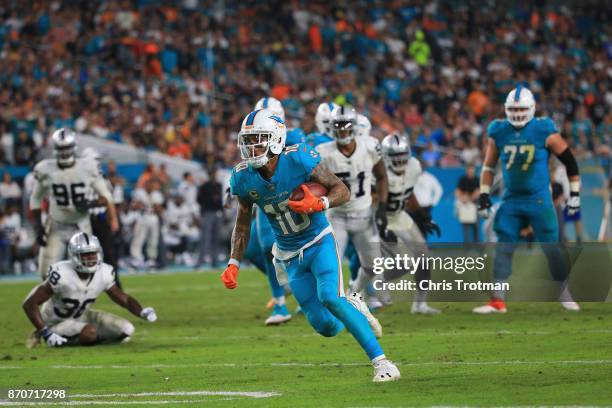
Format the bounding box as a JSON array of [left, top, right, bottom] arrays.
[[411, 302, 441, 315], [265, 304, 292, 326], [472, 298, 507, 314], [560, 301, 581, 311], [372, 359, 401, 383], [347, 292, 382, 338]]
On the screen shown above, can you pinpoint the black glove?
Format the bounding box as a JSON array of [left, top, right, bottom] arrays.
[[35, 224, 47, 247], [382, 228, 398, 243], [375, 204, 388, 239], [414, 208, 441, 237], [478, 193, 493, 219]]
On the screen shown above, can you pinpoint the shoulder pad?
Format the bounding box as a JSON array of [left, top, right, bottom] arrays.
[[534, 116, 559, 134]]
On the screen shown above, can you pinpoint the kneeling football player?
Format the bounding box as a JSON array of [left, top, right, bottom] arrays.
[[221, 109, 400, 382], [23, 232, 157, 347]]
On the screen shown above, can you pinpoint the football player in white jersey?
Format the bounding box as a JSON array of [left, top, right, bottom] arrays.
[[22, 232, 157, 347], [316, 105, 390, 294], [380, 134, 441, 314], [30, 128, 119, 279]]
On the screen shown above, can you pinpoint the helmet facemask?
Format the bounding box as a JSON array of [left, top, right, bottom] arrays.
[[332, 120, 355, 146], [239, 132, 273, 168], [72, 250, 101, 275], [386, 152, 410, 174], [505, 106, 534, 128], [55, 144, 76, 167]]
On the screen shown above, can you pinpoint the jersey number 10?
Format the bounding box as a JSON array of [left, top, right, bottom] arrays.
[[263, 199, 311, 235]]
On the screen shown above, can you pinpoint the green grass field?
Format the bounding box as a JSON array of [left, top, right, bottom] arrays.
[[1, 269, 611, 407]]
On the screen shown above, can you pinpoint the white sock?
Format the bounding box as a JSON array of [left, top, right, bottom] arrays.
[[558, 281, 575, 303], [275, 296, 286, 306], [371, 354, 386, 365]]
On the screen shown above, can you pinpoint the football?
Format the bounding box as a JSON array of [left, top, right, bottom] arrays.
[[290, 182, 328, 201]]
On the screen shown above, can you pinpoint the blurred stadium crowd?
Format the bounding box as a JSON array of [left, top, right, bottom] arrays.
[[0, 0, 610, 274]]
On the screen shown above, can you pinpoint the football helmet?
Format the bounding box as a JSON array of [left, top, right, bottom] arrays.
[[68, 232, 103, 274], [315, 102, 338, 135], [504, 85, 535, 128], [381, 133, 411, 174], [356, 114, 372, 138], [255, 97, 285, 121], [330, 105, 357, 146], [238, 109, 287, 168], [52, 128, 76, 167]]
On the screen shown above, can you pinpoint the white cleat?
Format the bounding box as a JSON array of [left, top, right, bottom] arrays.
[[411, 302, 441, 315], [372, 359, 401, 383], [560, 301, 580, 311], [265, 304, 292, 326], [347, 292, 382, 338]]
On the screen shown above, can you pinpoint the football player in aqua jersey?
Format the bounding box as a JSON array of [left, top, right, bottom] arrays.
[[222, 108, 400, 382], [475, 86, 581, 314], [245, 97, 308, 325]]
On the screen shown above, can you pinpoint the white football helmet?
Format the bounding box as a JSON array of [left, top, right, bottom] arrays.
[[68, 232, 102, 274], [255, 97, 285, 121], [504, 86, 535, 128], [51, 128, 76, 167], [315, 102, 338, 135], [238, 109, 287, 168], [356, 114, 372, 138], [381, 133, 411, 174], [330, 105, 358, 146]]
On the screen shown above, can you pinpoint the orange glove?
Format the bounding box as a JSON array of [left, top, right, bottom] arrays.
[[221, 264, 239, 289], [288, 184, 328, 214]]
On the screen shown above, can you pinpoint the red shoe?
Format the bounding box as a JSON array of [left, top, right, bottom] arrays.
[[472, 298, 507, 314]]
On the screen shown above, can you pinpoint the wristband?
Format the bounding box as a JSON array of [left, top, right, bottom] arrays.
[[321, 196, 330, 210], [480, 184, 491, 194], [569, 181, 580, 196], [38, 326, 50, 339], [482, 165, 495, 174], [228, 258, 240, 268]]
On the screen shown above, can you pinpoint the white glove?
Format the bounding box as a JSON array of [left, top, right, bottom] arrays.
[[40, 327, 67, 347], [140, 307, 157, 322], [566, 194, 580, 216]]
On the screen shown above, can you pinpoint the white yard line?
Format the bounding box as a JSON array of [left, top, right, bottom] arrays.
[[0, 399, 231, 406], [3, 359, 598, 370], [0, 390, 281, 406], [149, 328, 612, 341]]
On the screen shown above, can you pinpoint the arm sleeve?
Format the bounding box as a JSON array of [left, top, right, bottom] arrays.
[[555, 147, 579, 178]]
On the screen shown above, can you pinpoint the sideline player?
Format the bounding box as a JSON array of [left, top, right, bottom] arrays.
[[23, 232, 156, 347], [221, 109, 400, 382], [475, 86, 581, 313]]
